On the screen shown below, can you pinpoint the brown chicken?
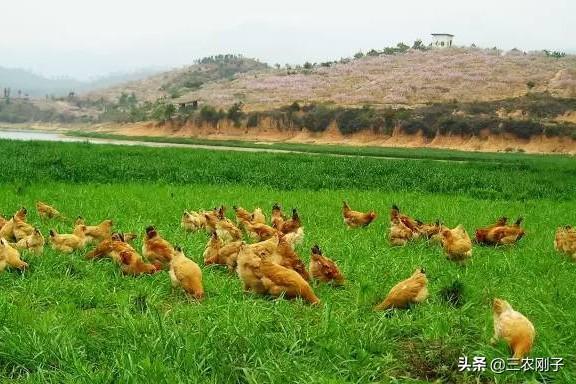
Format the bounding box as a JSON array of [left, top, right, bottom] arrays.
[[274, 234, 310, 281], [391, 205, 421, 236], [119, 250, 161, 276], [417, 220, 443, 240], [236, 244, 320, 304], [13, 213, 35, 242], [0, 208, 28, 241], [241, 220, 277, 242], [554, 225, 576, 260], [203, 232, 242, 270], [86, 233, 137, 263], [36, 201, 62, 219], [170, 247, 204, 300], [203, 210, 221, 232], [11, 228, 45, 255], [271, 203, 286, 229], [0, 238, 28, 270], [142, 226, 175, 266], [277, 209, 302, 234], [49, 225, 89, 253], [389, 206, 416, 246], [374, 268, 428, 310], [440, 225, 473, 263], [476, 218, 525, 246], [0, 215, 6, 230], [75, 217, 113, 243], [233, 206, 253, 224], [309, 245, 345, 285], [343, 201, 377, 229], [491, 298, 535, 359]]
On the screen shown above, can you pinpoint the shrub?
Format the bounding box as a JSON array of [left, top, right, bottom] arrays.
[[336, 106, 376, 135], [401, 120, 426, 135], [227, 102, 245, 126], [302, 105, 335, 132], [502, 120, 544, 139], [246, 112, 259, 128], [198, 105, 223, 126]]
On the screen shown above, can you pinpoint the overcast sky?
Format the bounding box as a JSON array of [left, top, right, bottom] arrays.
[[2, 0, 574, 80]]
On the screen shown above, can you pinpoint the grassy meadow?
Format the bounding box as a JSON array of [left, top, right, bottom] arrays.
[[0, 139, 575, 383]]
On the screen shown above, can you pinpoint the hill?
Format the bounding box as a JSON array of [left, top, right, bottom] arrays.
[[85, 48, 576, 110], [0, 67, 160, 98]]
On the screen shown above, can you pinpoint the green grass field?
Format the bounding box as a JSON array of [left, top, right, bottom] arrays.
[[0, 139, 575, 383]]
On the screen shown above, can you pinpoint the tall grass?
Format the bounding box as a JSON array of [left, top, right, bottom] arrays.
[[0, 140, 574, 382]]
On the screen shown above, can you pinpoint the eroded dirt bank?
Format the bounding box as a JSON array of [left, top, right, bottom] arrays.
[[5, 119, 576, 154]]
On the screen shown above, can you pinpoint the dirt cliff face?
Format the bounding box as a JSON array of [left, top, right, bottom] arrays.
[[105, 119, 576, 155]]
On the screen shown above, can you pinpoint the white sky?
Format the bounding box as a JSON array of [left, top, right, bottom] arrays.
[[1, 0, 574, 80]]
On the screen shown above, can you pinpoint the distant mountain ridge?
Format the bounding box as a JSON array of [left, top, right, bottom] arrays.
[[0, 67, 160, 98]]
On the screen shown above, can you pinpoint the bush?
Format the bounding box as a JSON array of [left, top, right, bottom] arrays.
[[302, 105, 335, 132], [246, 112, 259, 128], [198, 105, 223, 126], [502, 120, 544, 139], [336, 106, 376, 135], [401, 120, 426, 135], [227, 102, 244, 126]]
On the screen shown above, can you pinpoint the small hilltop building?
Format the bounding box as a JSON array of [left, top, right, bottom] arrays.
[[431, 33, 454, 48]]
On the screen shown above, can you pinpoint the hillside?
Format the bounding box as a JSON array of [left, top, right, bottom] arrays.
[[87, 55, 268, 102], [86, 48, 576, 110]]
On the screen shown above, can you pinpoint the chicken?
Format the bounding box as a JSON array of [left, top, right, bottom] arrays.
[[251, 208, 266, 225], [75, 217, 113, 243], [241, 220, 277, 242], [170, 247, 204, 300], [13, 213, 35, 241], [491, 298, 535, 359], [0, 208, 28, 241], [181, 210, 208, 232], [391, 205, 421, 236], [236, 244, 320, 304], [0, 238, 28, 270], [475, 217, 525, 246], [203, 210, 221, 232], [342, 201, 377, 229], [0, 214, 7, 230], [417, 220, 443, 240], [277, 209, 302, 234], [374, 268, 428, 310], [86, 233, 137, 263], [309, 245, 345, 285], [440, 225, 473, 262], [215, 219, 243, 244], [271, 203, 286, 229], [203, 232, 242, 270], [554, 225, 576, 260], [274, 234, 310, 281], [283, 226, 304, 247], [36, 201, 62, 219], [11, 228, 45, 255], [142, 226, 175, 266], [233, 205, 253, 224], [49, 225, 89, 253], [119, 250, 161, 276], [389, 207, 415, 246], [246, 235, 280, 258]]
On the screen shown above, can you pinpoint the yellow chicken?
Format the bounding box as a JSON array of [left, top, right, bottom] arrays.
[[555, 225, 576, 260], [36, 201, 62, 219], [11, 228, 45, 255], [49, 225, 89, 253], [0, 238, 28, 271], [440, 225, 473, 263], [343, 201, 377, 229], [374, 268, 428, 310], [181, 210, 208, 232], [170, 247, 204, 300], [491, 298, 535, 359]]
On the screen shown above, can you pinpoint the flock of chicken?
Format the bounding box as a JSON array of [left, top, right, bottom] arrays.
[[1, 200, 574, 360]]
